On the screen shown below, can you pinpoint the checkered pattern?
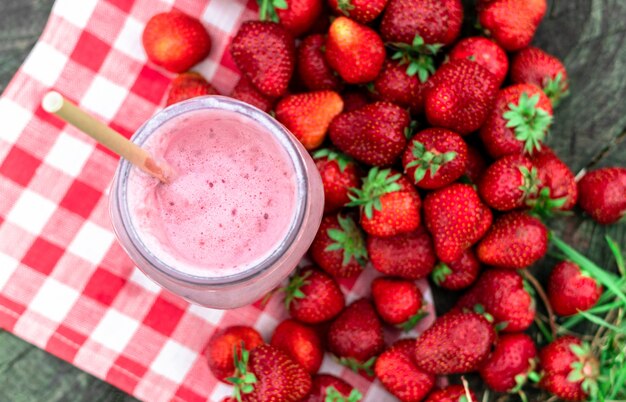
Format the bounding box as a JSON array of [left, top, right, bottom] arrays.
[[0, 1, 437, 401]]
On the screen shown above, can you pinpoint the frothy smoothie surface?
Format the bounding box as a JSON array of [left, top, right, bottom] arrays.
[[127, 108, 298, 277]]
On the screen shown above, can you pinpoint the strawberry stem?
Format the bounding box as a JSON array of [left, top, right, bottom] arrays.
[[520, 269, 557, 340], [543, 72, 569, 107], [337, 356, 376, 376], [405, 140, 457, 184], [257, 0, 288, 23], [325, 385, 363, 402], [282, 269, 312, 310], [387, 35, 442, 82], [325, 214, 369, 266], [503, 92, 553, 154], [347, 168, 402, 219], [227, 344, 257, 401]]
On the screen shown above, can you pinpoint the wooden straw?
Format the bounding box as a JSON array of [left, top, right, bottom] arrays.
[[42, 91, 171, 183]]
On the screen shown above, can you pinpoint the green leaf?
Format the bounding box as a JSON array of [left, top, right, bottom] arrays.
[[431, 263, 452, 286], [273, 0, 287, 9]]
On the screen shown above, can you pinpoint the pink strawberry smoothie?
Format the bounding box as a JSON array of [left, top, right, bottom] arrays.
[[127, 108, 298, 277]]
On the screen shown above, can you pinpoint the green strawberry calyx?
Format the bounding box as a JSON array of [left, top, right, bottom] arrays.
[[258, 0, 288, 22], [326, 215, 369, 267], [325, 385, 363, 402], [503, 92, 553, 154], [518, 165, 541, 200], [567, 342, 600, 399], [397, 306, 428, 332], [313, 148, 354, 172], [510, 358, 540, 393], [431, 262, 453, 286], [405, 140, 457, 184], [543, 72, 570, 107], [388, 35, 443, 83], [282, 269, 312, 310], [347, 168, 402, 220], [336, 0, 355, 16], [337, 356, 377, 376], [526, 186, 569, 218], [227, 345, 258, 402]]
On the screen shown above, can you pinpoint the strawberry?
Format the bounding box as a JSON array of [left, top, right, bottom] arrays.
[[463, 144, 488, 184], [303, 374, 362, 402], [283, 266, 345, 323], [230, 21, 295, 97], [297, 34, 342, 91], [425, 385, 478, 402], [371, 277, 426, 330], [230, 76, 275, 113], [414, 311, 496, 374], [341, 90, 369, 112], [275, 90, 343, 150], [449, 37, 509, 86], [142, 11, 211, 73], [478, 0, 547, 51], [528, 146, 578, 213], [228, 344, 312, 401], [371, 59, 427, 114], [402, 128, 468, 189], [313, 149, 361, 213], [511, 46, 569, 106], [309, 214, 367, 278], [539, 336, 599, 401], [479, 84, 554, 159], [367, 227, 437, 279], [477, 211, 548, 269], [328, 0, 389, 24], [424, 59, 499, 135], [325, 16, 385, 84], [375, 339, 436, 401], [479, 333, 538, 392], [456, 269, 535, 332], [478, 154, 538, 211], [577, 167, 626, 225], [165, 72, 219, 106], [329, 102, 409, 166], [205, 326, 264, 382], [380, 0, 463, 46], [328, 299, 385, 374], [258, 0, 323, 37], [431, 248, 481, 291], [271, 319, 323, 374], [423, 183, 492, 263], [548, 261, 602, 317], [348, 168, 421, 237]]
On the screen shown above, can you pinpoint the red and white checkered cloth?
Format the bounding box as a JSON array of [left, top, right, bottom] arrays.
[[0, 0, 437, 400]]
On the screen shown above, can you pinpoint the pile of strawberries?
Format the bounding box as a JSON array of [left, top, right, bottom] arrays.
[[140, 1, 626, 401]]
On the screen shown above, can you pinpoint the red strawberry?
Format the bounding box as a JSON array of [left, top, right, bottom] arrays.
[[511, 46, 569, 106], [431, 248, 481, 290], [449, 37, 509, 86], [463, 144, 488, 184], [325, 16, 385, 84], [577, 167, 626, 225], [297, 34, 342, 91], [548, 261, 602, 316], [271, 319, 323, 374], [230, 76, 275, 113], [380, 0, 463, 46], [478, 154, 538, 211], [456, 269, 535, 332], [258, 0, 323, 37], [328, 299, 385, 374], [341, 90, 369, 112], [205, 326, 264, 382], [142, 11, 211, 73], [479, 333, 538, 392], [330, 102, 409, 166], [371, 59, 427, 114], [477, 212, 548, 269], [423, 183, 492, 263], [539, 336, 599, 401], [425, 385, 478, 402], [478, 0, 547, 51], [283, 266, 345, 323], [328, 0, 389, 23], [367, 227, 437, 279], [348, 168, 421, 237], [231, 21, 295, 97], [375, 339, 436, 401], [228, 344, 312, 401], [275, 90, 343, 150], [313, 149, 361, 213], [480, 83, 553, 158], [309, 214, 367, 278], [165, 72, 219, 106], [414, 311, 496, 374], [371, 277, 426, 330], [528, 146, 578, 212], [303, 374, 362, 402], [424, 59, 499, 135], [402, 128, 468, 189]]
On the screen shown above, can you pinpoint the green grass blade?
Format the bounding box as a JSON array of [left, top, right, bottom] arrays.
[[577, 310, 625, 333], [606, 235, 625, 277]]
